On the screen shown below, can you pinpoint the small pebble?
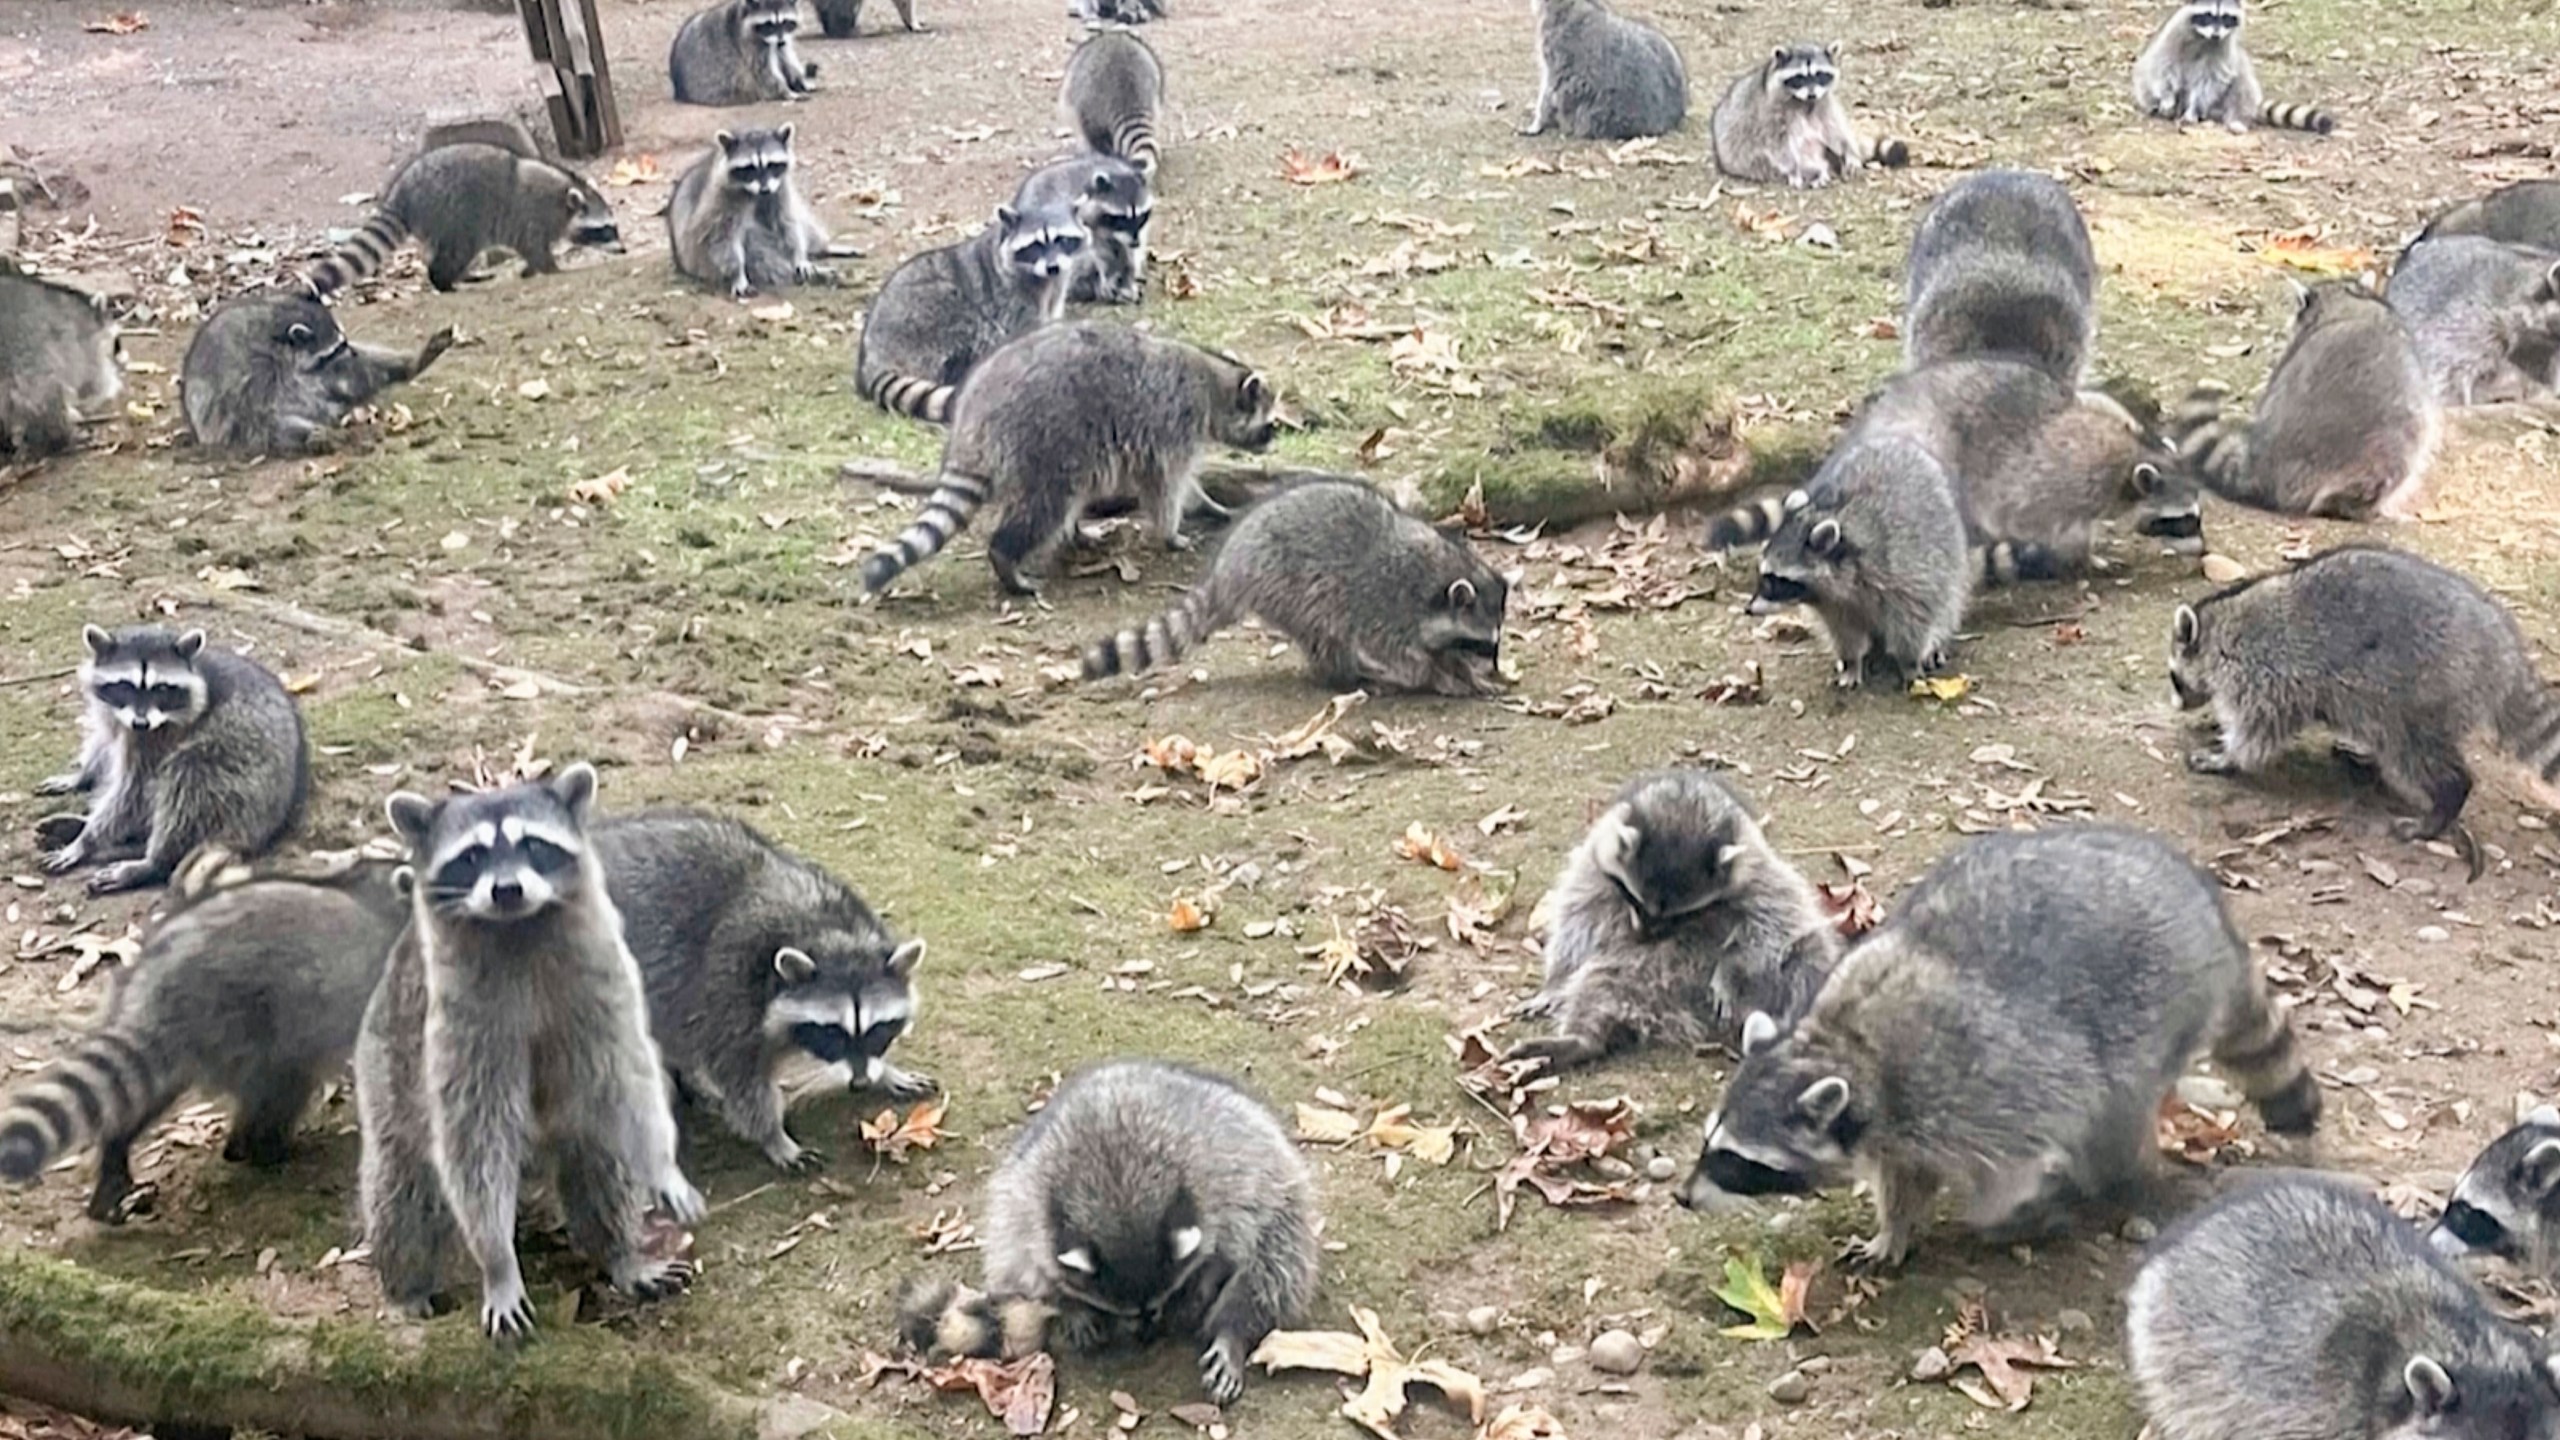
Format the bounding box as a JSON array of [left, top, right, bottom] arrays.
[[1589, 1329, 1645, 1375], [1506, 1367, 1554, 1393], [1910, 1348, 1953, 1383], [1465, 1305, 1501, 1336], [1767, 1370, 1812, 1405], [1646, 1155, 1679, 1182], [2122, 1216, 2159, 1244], [1551, 1346, 1585, 1367], [2057, 1309, 2094, 1335], [2416, 925, 2451, 944], [1796, 1355, 1832, 1375]]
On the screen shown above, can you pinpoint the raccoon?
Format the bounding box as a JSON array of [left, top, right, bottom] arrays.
[[1711, 44, 1908, 190], [36, 625, 307, 896], [2170, 281, 2440, 520], [1080, 475, 1507, 696], [1505, 770, 1838, 1072], [1011, 153, 1152, 306], [2130, 1174, 2560, 1440], [1069, 0, 1163, 22], [0, 265, 121, 459], [2436, 1107, 2560, 1277], [2388, 236, 2560, 406], [179, 294, 454, 455], [812, 0, 922, 37], [1518, 0, 1688, 142], [358, 766, 704, 1337], [670, 0, 816, 106], [0, 851, 406, 1221], [2421, 180, 2560, 252], [1061, 29, 1164, 177], [854, 201, 1087, 422], [668, 126, 835, 301], [1902, 169, 2099, 387], [301, 143, 622, 296], [594, 810, 932, 1174], [1704, 435, 1970, 688], [858, 322, 1276, 598], [1681, 826, 2319, 1268], [2168, 544, 2560, 878], [2132, 0, 2337, 134], [419, 115, 545, 159]]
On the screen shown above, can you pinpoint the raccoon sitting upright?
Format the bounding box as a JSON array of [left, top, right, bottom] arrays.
[[854, 200, 1088, 422], [668, 126, 835, 301], [302, 143, 621, 296], [36, 625, 307, 895], [2132, 0, 2337, 134], [1010, 153, 1152, 306], [1506, 770, 1837, 1073], [1061, 29, 1164, 177], [595, 810, 933, 1174], [2388, 236, 2560, 406], [180, 294, 452, 456], [1902, 170, 2098, 386], [1519, 0, 1687, 142], [1682, 826, 2318, 1267], [670, 0, 816, 106], [2436, 1107, 2560, 1277], [859, 323, 1275, 599], [812, 0, 922, 37], [1711, 44, 1907, 190], [1080, 475, 1508, 696], [2421, 179, 2560, 252], [0, 263, 122, 459]]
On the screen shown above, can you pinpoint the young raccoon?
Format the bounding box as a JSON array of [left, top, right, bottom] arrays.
[[594, 810, 932, 1174], [1704, 435, 1970, 688], [179, 294, 454, 455], [904, 1059, 1320, 1405], [2130, 1174, 2560, 1440], [1518, 0, 1688, 142], [301, 143, 621, 296], [812, 0, 922, 37], [1505, 770, 1837, 1072], [2168, 544, 2560, 878], [854, 201, 1087, 422], [668, 126, 835, 301], [36, 625, 307, 896], [1011, 153, 1152, 306], [2388, 236, 2560, 406], [1902, 169, 2099, 387], [2132, 0, 2337, 134], [1682, 826, 2318, 1268], [2171, 280, 2440, 520], [1061, 28, 1164, 177], [0, 850, 407, 1222], [358, 766, 704, 1338], [0, 264, 122, 459], [1711, 44, 1908, 190], [2421, 179, 2560, 252], [859, 322, 1276, 598], [670, 0, 816, 106], [1080, 475, 1508, 696], [2436, 1107, 2560, 1276]]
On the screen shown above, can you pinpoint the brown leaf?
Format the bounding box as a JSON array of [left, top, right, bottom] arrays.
[[568, 466, 632, 506], [606, 154, 663, 186], [1280, 148, 1365, 185], [1816, 880, 1883, 938], [859, 1349, 1055, 1436], [1254, 1307, 1486, 1440], [1396, 821, 1465, 871], [2156, 1095, 2249, 1166], [1168, 897, 1214, 933], [859, 1097, 949, 1163], [1776, 1259, 1820, 1335], [1701, 661, 1768, 706], [1495, 1098, 1639, 1229], [84, 11, 148, 32], [1941, 1299, 2076, 1412]]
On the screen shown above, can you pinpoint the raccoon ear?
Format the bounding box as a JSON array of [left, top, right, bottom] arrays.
[[286, 322, 315, 347], [1055, 1247, 1096, 1274], [2132, 461, 2163, 496], [1771, 45, 1788, 63], [2530, 1104, 2560, 1129], [385, 792, 437, 846], [174, 629, 207, 659], [549, 761, 598, 822], [1794, 1075, 1851, 1127], [1590, 809, 1637, 866], [392, 865, 416, 899], [776, 123, 795, 146], [1169, 1225, 1204, 1261], [2171, 604, 2200, 650], [1447, 578, 1477, 610], [1782, 488, 1811, 514], [774, 946, 818, 984], [1740, 1011, 1780, 1057], [81, 623, 111, 656], [715, 130, 738, 152], [994, 204, 1020, 229], [2286, 275, 2313, 311], [1714, 842, 1749, 874], [887, 937, 927, 976], [1806, 518, 1844, 558], [2402, 1356, 2456, 1419], [2523, 1139, 2560, 1197], [1240, 371, 1271, 409], [2543, 259, 2560, 300]]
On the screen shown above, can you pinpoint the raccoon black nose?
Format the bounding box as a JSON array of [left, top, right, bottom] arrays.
[[490, 879, 525, 907]]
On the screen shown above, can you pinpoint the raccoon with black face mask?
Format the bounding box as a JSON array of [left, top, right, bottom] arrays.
[[2435, 1108, 2560, 1278], [668, 126, 836, 301], [1010, 153, 1152, 306], [670, 0, 817, 106], [1711, 43, 1907, 189], [301, 143, 623, 296], [180, 294, 453, 455], [0, 263, 122, 459], [2132, 0, 2336, 134], [855, 201, 1087, 423]]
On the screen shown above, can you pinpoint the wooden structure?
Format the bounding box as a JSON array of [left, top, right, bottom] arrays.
[[517, 0, 622, 159]]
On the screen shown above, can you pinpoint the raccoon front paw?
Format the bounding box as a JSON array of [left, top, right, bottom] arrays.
[[1162, 531, 1196, 552], [39, 836, 87, 873], [617, 1256, 699, 1301], [1512, 990, 1559, 1020], [728, 278, 756, 301], [33, 772, 86, 797], [801, 60, 820, 81], [765, 1136, 829, 1173], [1842, 1231, 1908, 1272], [2186, 746, 2236, 775], [87, 859, 162, 895], [1049, 1306, 1110, 1354], [1199, 1335, 1246, 1407], [656, 1175, 708, 1226], [1830, 662, 1865, 690], [481, 1281, 536, 1341]]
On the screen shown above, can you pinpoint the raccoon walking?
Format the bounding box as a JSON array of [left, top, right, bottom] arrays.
[[1080, 476, 1508, 696], [812, 0, 922, 37], [595, 810, 933, 1174], [0, 263, 121, 459], [1519, 0, 1687, 142], [670, 0, 816, 106], [180, 294, 453, 456], [301, 143, 622, 297], [858, 322, 1275, 598], [1683, 826, 2318, 1267], [2436, 1106, 2560, 1276], [1061, 29, 1164, 177], [854, 200, 1088, 422], [1711, 44, 1907, 190], [2420, 179, 2560, 252], [1902, 170, 2098, 386], [2129, 1175, 2560, 1440], [358, 766, 704, 1337], [668, 126, 836, 300], [1011, 154, 1152, 306], [0, 850, 407, 1221], [2133, 0, 2337, 134], [1505, 770, 1837, 1072], [2388, 236, 2560, 406]]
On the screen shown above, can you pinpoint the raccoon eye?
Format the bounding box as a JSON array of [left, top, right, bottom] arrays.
[[432, 846, 489, 893], [520, 836, 574, 872], [145, 683, 191, 708], [791, 1022, 853, 1064]]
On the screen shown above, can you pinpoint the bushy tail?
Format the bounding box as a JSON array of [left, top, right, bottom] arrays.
[[2256, 100, 2336, 135], [1860, 134, 1911, 168], [860, 472, 990, 594], [862, 367, 957, 424], [302, 210, 410, 297], [1702, 490, 1801, 552], [2496, 677, 2560, 792], [1082, 566, 1245, 680], [2211, 961, 2321, 1136], [1975, 541, 2065, 588], [0, 1031, 175, 1186], [895, 1274, 1001, 1359], [2169, 383, 2257, 503], [1112, 116, 1160, 177]]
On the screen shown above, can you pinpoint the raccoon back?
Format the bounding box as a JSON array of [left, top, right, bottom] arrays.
[[2241, 288, 2437, 517], [1062, 30, 1164, 158], [0, 270, 120, 454], [671, 0, 782, 105], [1904, 170, 2097, 384], [1537, 0, 1689, 141], [855, 231, 1041, 412]]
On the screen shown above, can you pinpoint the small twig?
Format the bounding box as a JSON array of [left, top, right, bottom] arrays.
[[703, 1181, 779, 1218], [0, 665, 75, 687]]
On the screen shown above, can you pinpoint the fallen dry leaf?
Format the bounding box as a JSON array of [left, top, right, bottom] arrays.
[[1480, 1406, 1569, 1440], [1396, 822, 1464, 872], [1816, 880, 1883, 938], [1941, 1299, 2076, 1412], [2199, 553, 2248, 584], [1296, 1102, 1365, 1145], [1253, 1307, 1486, 1440], [1495, 1098, 1638, 1230], [1446, 874, 1511, 951], [569, 466, 633, 506], [84, 10, 147, 32], [1168, 897, 1215, 933], [1909, 674, 1973, 703], [1280, 148, 1365, 185], [1712, 1251, 1818, 1340], [2156, 1095, 2250, 1166], [1362, 1103, 1458, 1166], [606, 154, 662, 186], [2242, 226, 2378, 277], [1264, 691, 1370, 761], [860, 1097, 948, 1163], [861, 1350, 1055, 1436]]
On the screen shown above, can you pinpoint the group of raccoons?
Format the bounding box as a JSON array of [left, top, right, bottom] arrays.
[[5, 0, 2560, 1431]]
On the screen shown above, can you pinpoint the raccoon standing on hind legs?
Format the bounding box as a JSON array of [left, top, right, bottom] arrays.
[[2133, 0, 2337, 134], [1519, 0, 1687, 142], [1711, 44, 1908, 189]]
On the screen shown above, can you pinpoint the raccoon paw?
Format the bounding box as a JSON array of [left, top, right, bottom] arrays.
[[618, 1256, 699, 1302], [1512, 990, 1559, 1020], [728, 278, 756, 302], [1841, 1231, 1908, 1273], [39, 836, 86, 873], [770, 1142, 829, 1175], [1199, 1336, 1246, 1407], [1830, 663, 1865, 691], [481, 1283, 536, 1341], [657, 1176, 708, 1226], [86, 859, 162, 895], [33, 772, 85, 797], [878, 1065, 939, 1102], [2185, 746, 2237, 775], [1049, 1306, 1110, 1354]]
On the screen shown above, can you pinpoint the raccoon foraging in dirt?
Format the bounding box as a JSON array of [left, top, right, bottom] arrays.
[[2130, 1175, 2560, 1440], [858, 322, 1276, 599], [670, 0, 816, 106], [595, 810, 933, 1174], [301, 143, 622, 296], [2132, 0, 2337, 134], [668, 126, 836, 300], [1011, 153, 1152, 306], [2388, 236, 2560, 406], [1080, 475, 1508, 696], [0, 850, 407, 1222], [0, 263, 121, 460], [2421, 179, 2560, 252], [812, 0, 922, 37], [179, 294, 454, 455], [35, 625, 307, 896], [1061, 28, 1164, 177], [1519, 0, 1687, 142], [1505, 770, 1837, 1073], [854, 200, 1088, 422], [1711, 43, 1907, 190], [1682, 826, 2319, 1268], [358, 766, 704, 1338], [1902, 169, 2098, 386], [2436, 1106, 2560, 1277]]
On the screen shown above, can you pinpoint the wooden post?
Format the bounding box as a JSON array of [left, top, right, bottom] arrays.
[[517, 0, 620, 159]]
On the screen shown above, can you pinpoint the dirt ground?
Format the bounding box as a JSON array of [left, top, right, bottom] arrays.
[[4, 0, 2560, 1436]]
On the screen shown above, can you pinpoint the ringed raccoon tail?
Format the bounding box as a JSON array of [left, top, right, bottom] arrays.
[[302, 210, 411, 297], [1861, 135, 1911, 168], [862, 368, 957, 425], [1702, 490, 1803, 552], [1113, 118, 1160, 177], [0, 1033, 175, 1185], [170, 844, 254, 904], [2255, 100, 2336, 135], [860, 472, 991, 593], [2209, 964, 2321, 1136], [895, 1273, 1001, 1359], [2494, 677, 2560, 791], [2170, 384, 2253, 497], [1975, 541, 2065, 588], [1082, 570, 1245, 680]]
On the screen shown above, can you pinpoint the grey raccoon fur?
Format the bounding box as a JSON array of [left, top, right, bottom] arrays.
[[1682, 826, 2319, 1267], [812, 0, 921, 37], [670, 0, 816, 106], [897, 1273, 1003, 1358], [179, 294, 453, 456], [419, 116, 544, 159], [668, 126, 835, 301], [859, 322, 1276, 598], [2388, 235, 2560, 406], [302, 143, 622, 296], [1711, 44, 1907, 189], [1080, 475, 1508, 695], [36, 625, 308, 896], [1011, 153, 1152, 306], [594, 810, 932, 1174], [1069, 0, 1163, 22], [2169, 281, 2441, 520], [1520, 0, 1688, 142], [2421, 180, 2560, 252], [2132, 0, 2337, 134], [1505, 770, 1837, 1072], [0, 265, 121, 459], [2130, 1174, 2560, 1440], [1704, 435, 1970, 688], [2168, 544, 2560, 876], [359, 765, 704, 1338], [1061, 29, 1164, 177], [1902, 170, 2098, 387], [0, 850, 406, 1222], [855, 202, 1087, 422], [2436, 1106, 2560, 1277]]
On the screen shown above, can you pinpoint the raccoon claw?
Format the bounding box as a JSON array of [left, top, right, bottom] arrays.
[[33, 772, 85, 797], [879, 1067, 939, 1101], [2186, 746, 2236, 775], [775, 1144, 829, 1174], [87, 860, 162, 895], [1199, 1339, 1245, 1407], [481, 1287, 536, 1341], [620, 1258, 699, 1301], [657, 1177, 708, 1226], [1842, 1232, 1908, 1272], [1049, 1306, 1109, 1354]]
